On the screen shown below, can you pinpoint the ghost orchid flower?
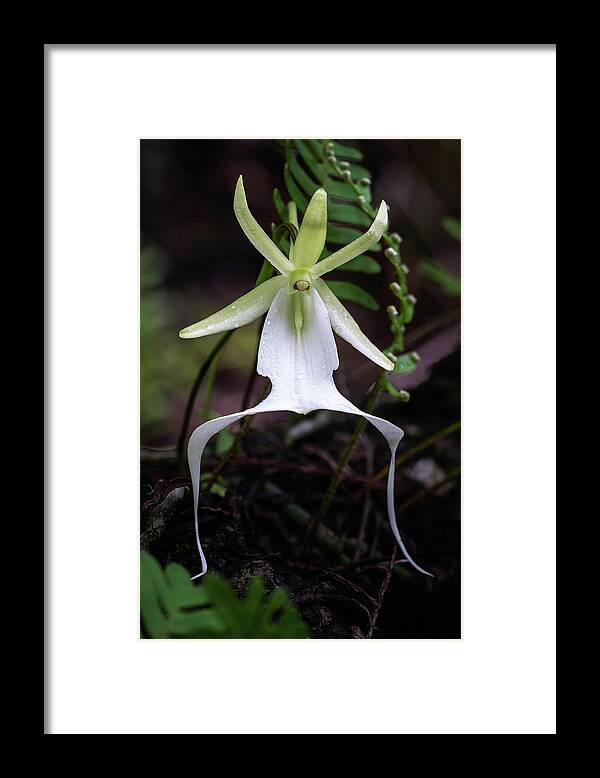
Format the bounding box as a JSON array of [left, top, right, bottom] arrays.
[[180, 175, 432, 580]]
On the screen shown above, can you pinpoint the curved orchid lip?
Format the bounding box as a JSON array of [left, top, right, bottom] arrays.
[[180, 176, 433, 580]]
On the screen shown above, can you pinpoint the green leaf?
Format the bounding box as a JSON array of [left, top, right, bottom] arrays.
[[349, 162, 370, 179], [215, 427, 235, 456], [293, 140, 325, 183], [326, 224, 381, 251], [285, 147, 319, 197], [140, 551, 171, 638], [319, 177, 356, 199], [391, 351, 421, 376], [273, 222, 299, 245], [201, 575, 241, 627], [244, 576, 266, 612], [255, 258, 275, 287], [273, 188, 288, 222], [283, 164, 308, 212], [305, 139, 324, 162], [140, 553, 309, 639], [327, 202, 372, 227], [333, 141, 363, 160], [200, 472, 227, 498], [442, 216, 461, 241], [170, 608, 224, 637], [336, 255, 381, 274], [286, 141, 361, 198], [275, 606, 309, 638], [325, 280, 379, 311], [419, 259, 461, 297]]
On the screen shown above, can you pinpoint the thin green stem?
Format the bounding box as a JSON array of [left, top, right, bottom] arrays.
[[201, 352, 221, 421], [176, 260, 273, 468], [204, 382, 269, 494], [240, 337, 260, 411], [176, 330, 233, 466]]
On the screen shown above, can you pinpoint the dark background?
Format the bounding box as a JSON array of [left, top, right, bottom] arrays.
[[140, 139, 461, 638]]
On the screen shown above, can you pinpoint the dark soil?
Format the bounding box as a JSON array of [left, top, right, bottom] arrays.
[[141, 350, 461, 639]]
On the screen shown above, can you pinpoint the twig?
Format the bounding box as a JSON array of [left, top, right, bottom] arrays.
[[367, 549, 397, 638], [327, 571, 378, 607], [339, 556, 407, 572], [301, 444, 344, 474], [361, 469, 460, 632]]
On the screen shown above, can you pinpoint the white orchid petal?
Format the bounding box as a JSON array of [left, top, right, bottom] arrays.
[[179, 276, 285, 339], [313, 278, 394, 370], [257, 287, 338, 413], [312, 200, 388, 278], [234, 176, 293, 276], [187, 285, 432, 579]]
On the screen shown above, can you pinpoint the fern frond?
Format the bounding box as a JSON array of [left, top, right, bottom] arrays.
[[140, 552, 309, 639], [280, 140, 382, 309]]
